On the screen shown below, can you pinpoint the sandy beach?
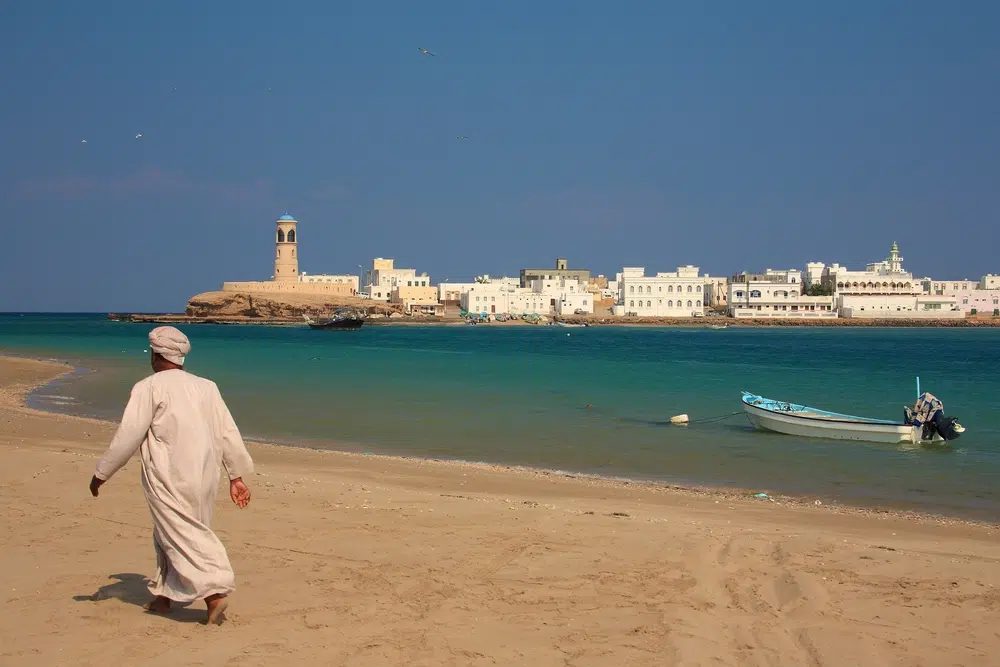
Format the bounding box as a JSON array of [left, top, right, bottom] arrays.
[[2, 355, 999, 666]]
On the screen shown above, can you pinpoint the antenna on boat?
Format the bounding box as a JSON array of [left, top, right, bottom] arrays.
[[916, 376, 920, 399]]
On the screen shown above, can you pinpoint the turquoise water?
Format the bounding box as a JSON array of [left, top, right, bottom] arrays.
[[2, 314, 999, 520]]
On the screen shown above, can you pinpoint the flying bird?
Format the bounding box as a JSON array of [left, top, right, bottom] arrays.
[[418, 48, 435, 56], [456, 136, 469, 140], [135, 133, 143, 139], [81, 139, 88, 144]]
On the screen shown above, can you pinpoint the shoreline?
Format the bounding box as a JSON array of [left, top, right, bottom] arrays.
[[10, 352, 998, 528], [4, 353, 1000, 664], [105, 312, 1000, 327]]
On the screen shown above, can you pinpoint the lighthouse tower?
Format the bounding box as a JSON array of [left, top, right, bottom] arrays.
[[273, 213, 298, 282]]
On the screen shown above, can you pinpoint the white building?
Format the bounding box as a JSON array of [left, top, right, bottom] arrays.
[[921, 278, 980, 296], [460, 277, 593, 316], [362, 258, 430, 301], [807, 242, 966, 318], [299, 273, 359, 293], [533, 277, 595, 315], [438, 282, 477, 302], [602, 280, 618, 301], [953, 290, 1000, 316], [839, 293, 962, 319], [917, 273, 999, 315], [438, 276, 519, 303], [703, 275, 729, 308], [804, 262, 826, 290], [982, 274, 1000, 290], [617, 266, 706, 317], [823, 243, 921, 296], [728, 269, 837, 319]]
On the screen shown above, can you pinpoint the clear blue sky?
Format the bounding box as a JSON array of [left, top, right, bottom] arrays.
[[1, 0, 997, 312]]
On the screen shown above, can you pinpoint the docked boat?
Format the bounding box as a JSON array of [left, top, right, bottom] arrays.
[[303, 312, 365, 330], [555, 321, 588, 328], [708, 324, 728, 330], [740, 391, 965, 445]]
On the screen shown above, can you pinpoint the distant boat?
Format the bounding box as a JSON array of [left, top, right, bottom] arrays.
[[740, 391, 965, 445], [555, 321, 587, 328], [303, 312, 365, 330], [708, 324, 728, 330]]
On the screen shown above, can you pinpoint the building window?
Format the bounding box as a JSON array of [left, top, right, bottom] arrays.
[[646, 286, 651, 294], [687, 300, 692, 307], [647, 300, 651, 307], [287, 230, 296, 243], [277, 230, 285, 243], [629, 300, 634, 307], [630, 286, 634, 294], [696, 285, 702, 292], [696, 300, 701, 307], [668, 285, 674, 293], [687, 285, 692, 293], [750, 290, 761, 298]]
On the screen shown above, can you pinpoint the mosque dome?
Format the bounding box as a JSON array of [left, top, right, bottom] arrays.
[[277, 213, 296, 222]]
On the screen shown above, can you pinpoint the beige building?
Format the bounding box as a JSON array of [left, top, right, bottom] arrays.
[[520, 258, 591, 288], [391, 285, 443, 315], [221, 213, 356, 296], [300, 273, 360, 292], [362, 258, 430, 301]]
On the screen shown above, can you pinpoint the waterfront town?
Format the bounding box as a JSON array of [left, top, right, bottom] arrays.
[[184, 212, 1000, 324]]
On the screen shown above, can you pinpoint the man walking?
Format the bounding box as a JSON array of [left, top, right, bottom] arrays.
[[89, 326, 254, 625]]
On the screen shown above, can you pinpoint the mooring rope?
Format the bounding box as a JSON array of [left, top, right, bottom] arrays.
[[685, 411, 744, 424]]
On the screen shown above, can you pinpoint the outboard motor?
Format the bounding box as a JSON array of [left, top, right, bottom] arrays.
[[904, 392, 965, 442], [931, 412, 964, 441]]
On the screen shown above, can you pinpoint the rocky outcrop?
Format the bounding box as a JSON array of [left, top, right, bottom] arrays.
[[183, 291, 400, 320]]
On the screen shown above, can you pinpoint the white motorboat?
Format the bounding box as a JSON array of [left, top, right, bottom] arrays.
[[741, 391, 965, 445]]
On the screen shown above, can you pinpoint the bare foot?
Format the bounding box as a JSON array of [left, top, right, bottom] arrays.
[[205, 594, 229, 626], [144, 596, 171, 614]]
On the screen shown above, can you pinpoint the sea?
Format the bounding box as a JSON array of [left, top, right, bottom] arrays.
[[2, 313, 998, 520]]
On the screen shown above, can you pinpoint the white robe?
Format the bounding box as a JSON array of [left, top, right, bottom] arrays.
[[95, 369, 254, 603]]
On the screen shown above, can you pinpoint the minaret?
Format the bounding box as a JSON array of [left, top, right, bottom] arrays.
[[888, 241, 903, 273], [274, 213, 298, 282]]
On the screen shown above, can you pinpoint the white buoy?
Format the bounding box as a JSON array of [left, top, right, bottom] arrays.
[[670, 414, 689, 425]]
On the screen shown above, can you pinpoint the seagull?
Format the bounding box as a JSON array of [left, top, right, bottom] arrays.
[[456, 135, 469, 140], [81, 139, 88, 144], [135, 133, 143, 139], [418, 48, 435, 56]]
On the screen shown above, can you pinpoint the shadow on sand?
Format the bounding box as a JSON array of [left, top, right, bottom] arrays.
[[73, 573, 207, 624]]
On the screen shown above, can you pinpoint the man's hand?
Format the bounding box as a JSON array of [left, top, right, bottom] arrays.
[[89, 476, 104, 497], [230, 478, 251, 509]]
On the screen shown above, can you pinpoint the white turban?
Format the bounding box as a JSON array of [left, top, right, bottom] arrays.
[[148, 326, 191, 365]]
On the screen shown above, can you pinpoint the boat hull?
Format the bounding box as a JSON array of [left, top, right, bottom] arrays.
[[308, 318, 365, 330], [742, 401, 923, 444]]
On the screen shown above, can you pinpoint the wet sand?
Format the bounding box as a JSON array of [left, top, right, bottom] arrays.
[[1, 354, 999, 666]]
